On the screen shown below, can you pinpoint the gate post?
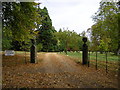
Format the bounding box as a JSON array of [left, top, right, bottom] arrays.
[[82, 37, 88, 65], [30, 39, 37, 63]]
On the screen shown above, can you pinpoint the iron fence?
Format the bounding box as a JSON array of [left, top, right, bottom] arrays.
[[88, 51, 119, 73]]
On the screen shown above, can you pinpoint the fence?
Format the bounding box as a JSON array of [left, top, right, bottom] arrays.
[[88, 51, 119, 73], [61, 51, 119, 73]]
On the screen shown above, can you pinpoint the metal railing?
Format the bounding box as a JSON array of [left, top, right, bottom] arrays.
[[88, 51, 119, 73]]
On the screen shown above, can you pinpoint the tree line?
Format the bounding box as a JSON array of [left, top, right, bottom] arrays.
[[2, 2, 85, 52], [2, 1, 119, 55], [36, 7, 85, 52]]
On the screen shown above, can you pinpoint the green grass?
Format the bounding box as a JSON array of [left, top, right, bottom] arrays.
[[61, 51, 82, 59], [59, 51, 118, 62], [89, 52, 118, 62]]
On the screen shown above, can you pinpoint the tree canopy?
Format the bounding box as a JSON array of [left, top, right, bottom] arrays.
[[89, 0, 119, 54], [54, 29, 83, 52], [36, 7, 57, 52], [2, 0, 119, 55], [2, 2, 41, 50]]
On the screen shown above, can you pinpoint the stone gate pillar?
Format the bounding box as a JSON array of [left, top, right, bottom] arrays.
[[82, 37, 88, 65], [30, 39, 37, 63]]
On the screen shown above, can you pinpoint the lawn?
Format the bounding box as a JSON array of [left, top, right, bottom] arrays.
[[59, 51, 118, 61]]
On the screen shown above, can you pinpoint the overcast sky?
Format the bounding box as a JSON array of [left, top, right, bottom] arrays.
[[36, 0, 101, 34]]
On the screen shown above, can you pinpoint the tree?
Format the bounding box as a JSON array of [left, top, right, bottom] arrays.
[[54, 29, 83, 53], [37, 7, 57, 52], [2, 2, 41, 50], [90, 0, 119, 54]]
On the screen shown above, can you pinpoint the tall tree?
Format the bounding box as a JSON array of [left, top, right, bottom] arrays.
[[37, 7, 57, 52], [2, 2, 40, 50], [90, 0, 119, 54]]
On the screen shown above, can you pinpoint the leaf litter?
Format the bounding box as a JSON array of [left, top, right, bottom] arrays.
[[2, 53, 118, 88]]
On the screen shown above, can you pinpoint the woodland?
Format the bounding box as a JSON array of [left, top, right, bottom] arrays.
[[2, 1, 120, 55]]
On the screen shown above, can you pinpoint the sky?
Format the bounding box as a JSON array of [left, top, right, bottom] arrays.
[[36, 0, 101, 34]]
